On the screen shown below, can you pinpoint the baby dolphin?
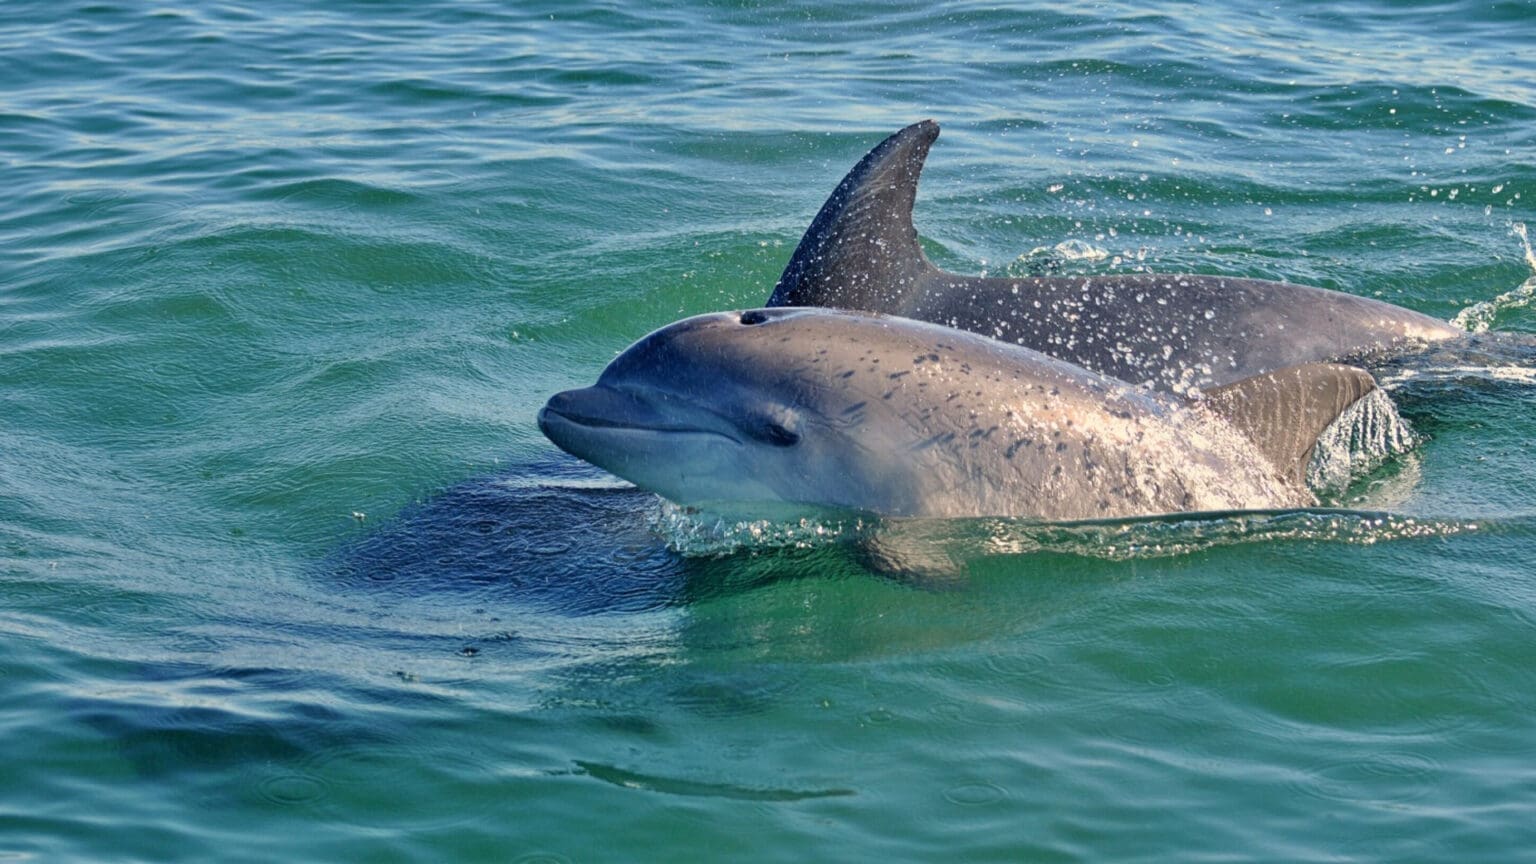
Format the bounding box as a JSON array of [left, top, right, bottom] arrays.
[[767, 120, 1460, 393], [539, 308, 1378, 521]]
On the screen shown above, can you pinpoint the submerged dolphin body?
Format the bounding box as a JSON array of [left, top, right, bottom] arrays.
[[767, 121, 1460, 392], [539, 308, 1377, 521]]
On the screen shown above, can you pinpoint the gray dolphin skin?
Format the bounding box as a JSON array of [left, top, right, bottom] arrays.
[[766, 120, 1460, 392], [538, 308, 1377, 521]]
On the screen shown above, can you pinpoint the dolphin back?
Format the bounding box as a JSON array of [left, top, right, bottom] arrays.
[[1200, 363, 1378, 484], [768, 120, 940, 310]]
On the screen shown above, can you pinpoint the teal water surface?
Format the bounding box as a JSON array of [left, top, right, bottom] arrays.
[[4, 1, 1536, 860]]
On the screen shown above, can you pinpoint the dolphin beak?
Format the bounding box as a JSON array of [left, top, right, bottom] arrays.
[[538, 385, 745, 461], [539, 385, 668, 436]]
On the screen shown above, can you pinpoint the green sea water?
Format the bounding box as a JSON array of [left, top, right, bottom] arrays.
[[4, 1, 1536, 860]]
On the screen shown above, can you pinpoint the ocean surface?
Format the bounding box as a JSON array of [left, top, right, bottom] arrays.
[[4, 1, 1535, 860]]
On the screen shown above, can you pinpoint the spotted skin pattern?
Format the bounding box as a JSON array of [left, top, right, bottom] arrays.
[[540, 309, 1369, 520]]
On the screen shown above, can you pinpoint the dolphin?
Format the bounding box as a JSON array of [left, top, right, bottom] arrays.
[[766, 120, 1461, 393], [538, 307, 1378, 521]]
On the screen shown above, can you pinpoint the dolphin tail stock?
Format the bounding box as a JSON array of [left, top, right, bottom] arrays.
[[1200, 363, 1380, 486], [767, 120, 941, 311], [1374, 328, 1536, 390]]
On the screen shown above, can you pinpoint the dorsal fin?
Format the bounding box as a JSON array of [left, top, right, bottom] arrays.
[[768, 120, 940, 310], [1200, 363, 1378, 484]]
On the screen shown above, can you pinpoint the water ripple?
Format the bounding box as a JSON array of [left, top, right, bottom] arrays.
[[5, 0, 1536, 859]]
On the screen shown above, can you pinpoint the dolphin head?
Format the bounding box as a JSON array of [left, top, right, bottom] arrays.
[[538, 308, 924, 517]]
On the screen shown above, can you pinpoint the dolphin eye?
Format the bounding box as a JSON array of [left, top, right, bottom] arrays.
[[745, 418, 799, 447], [745, 409, 800, 447], [764, 422, 800, 447]]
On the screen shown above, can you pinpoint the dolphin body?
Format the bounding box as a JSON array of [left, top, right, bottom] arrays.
[[539, 307, 1377, 521], [766, 121, 1461, 393]]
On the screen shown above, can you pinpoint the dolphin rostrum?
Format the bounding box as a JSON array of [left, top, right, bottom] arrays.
[[767, 120, 1460, 393], [539, 307, 1377, 521]]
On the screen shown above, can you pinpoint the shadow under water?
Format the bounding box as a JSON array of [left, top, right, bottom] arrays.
[[327, 456, 861, 613]]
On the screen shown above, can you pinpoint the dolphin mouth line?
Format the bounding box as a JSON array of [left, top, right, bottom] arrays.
[[539, 406, 743, 444]]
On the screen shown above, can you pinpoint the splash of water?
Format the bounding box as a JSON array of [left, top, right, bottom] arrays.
[[1306, 388, 1418, 492], [650, 501, 870, 557], [1007, 239, 1110, 277], [1450, 222, 1536, 333]]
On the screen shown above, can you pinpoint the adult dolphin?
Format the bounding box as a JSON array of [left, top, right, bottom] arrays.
[[539, 307, 1377, 521], [766, 120, 1461, 393]]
